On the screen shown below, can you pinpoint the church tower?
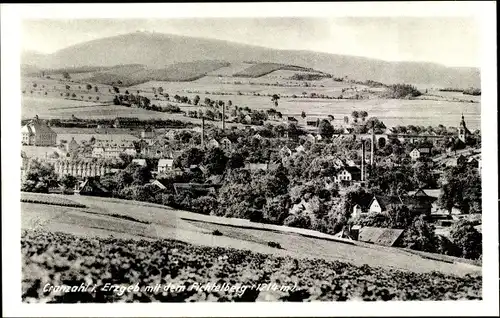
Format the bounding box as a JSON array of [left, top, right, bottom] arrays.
[[458, 113, 469, 143]]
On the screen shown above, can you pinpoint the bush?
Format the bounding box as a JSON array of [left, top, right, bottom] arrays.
[[191, 196, 218, 215], [211, 229, 223, 236], [267, 241, 283, 249], [402, 215, 437, 252], [283, 213, 311, 229], [383, 84, 421, 99], [449, 220, 482, 260]]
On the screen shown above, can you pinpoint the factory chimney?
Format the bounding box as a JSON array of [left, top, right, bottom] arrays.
[[201, 117, 205, 147], [361, 141, 365, 181], [370, 120, 375, 167], [222, 104, 226, 130]]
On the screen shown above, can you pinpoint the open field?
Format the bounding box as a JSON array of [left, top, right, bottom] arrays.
[[21, 74, 481, 130], [21, 194, 481, 277], [21, 192, 86, 208]]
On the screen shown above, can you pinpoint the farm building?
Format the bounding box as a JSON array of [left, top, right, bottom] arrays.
[[357, 227, 405, 247], [76, 177, 110, 197], [21, 115, 57, 146]]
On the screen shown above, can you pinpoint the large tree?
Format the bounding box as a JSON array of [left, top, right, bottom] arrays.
[[318, 119, 334, 139], [202, 147, 228, 175], [439, 164, 481, 214], [271, 94, 280, 107], [402, 215, 437, 252], [449, 220, 482, 259]]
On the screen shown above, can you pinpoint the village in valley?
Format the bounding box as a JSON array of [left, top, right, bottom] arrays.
[[21, 78, 482, 252], [17, 18, 485, 303]]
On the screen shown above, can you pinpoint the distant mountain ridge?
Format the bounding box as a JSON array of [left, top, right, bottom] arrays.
[[21, 32, 480, 88]]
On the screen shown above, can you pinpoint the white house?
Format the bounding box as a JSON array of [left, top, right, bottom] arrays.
[[295, 145, 306, 153], [220, 137, 232, 151], [244, 163, 269, 171], [207, 139, 220, 148], [334, 166, 361, 184], [158, 159, 174, 173], [131, 159, 147, 167], [410, 147, 432, 161]]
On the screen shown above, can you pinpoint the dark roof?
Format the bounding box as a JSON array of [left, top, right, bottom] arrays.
[[370, 195, 403, 211], [343, 166, 361, 174], [77, 178, 110, 196], [287, 117, 298, 121], [358, 227, 405, 247], [354, 196, 373, 210]]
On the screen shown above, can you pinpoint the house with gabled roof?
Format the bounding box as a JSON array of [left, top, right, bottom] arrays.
[[335, 166, 361, 184], [158, 159, 174, 173], [357, 227, 405, 247], [207, 139, 220, 148], [21, 115, 57, 146], [410, 146, 432, 161], [75, 177, 110, 197], [220, 137, 232, 151], [368, 192, 434, 216]]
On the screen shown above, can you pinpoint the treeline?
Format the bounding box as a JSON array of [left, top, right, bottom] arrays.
[[35, 118, 192, 129], [382, 84, 422, 99], [439, 87, 481, 96], [289, 73, 332, 81]]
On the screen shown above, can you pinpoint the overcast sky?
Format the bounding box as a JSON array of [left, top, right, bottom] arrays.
[[22, 17, 480, 67]]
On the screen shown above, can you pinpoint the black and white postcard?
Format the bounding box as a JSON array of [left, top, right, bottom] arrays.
[[1, 2, 498, 317]]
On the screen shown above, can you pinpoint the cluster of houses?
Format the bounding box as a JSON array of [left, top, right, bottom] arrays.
[[91, 140, 137, 158]]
